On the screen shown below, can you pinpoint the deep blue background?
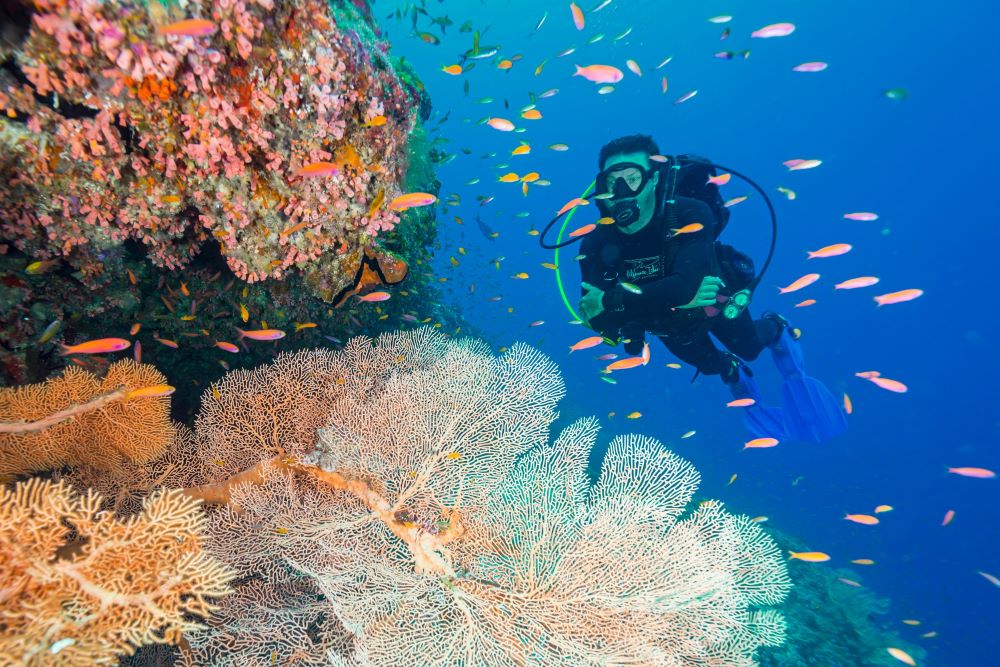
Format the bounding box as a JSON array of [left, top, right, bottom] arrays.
[[378, 0, 999, 663]]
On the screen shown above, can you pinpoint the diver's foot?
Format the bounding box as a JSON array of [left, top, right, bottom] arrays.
[[720, 351, 751, 386], [761, 311, 801, 344]]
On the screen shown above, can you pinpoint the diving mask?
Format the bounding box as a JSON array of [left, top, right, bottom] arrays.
[[595, 162, 654, 226]]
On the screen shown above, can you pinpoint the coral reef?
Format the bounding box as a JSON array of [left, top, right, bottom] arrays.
[[0, 0, 418, 286], [757, 527, 927, 667], [0, 0, 450, 393], [0, 359, 174, 477], [0, 477, 233, 665], [169, 328, 790, 665]]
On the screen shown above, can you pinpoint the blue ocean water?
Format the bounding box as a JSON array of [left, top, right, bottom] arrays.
[[383, 0, 999, 664]]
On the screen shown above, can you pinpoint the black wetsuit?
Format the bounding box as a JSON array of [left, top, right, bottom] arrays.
[[578, 196, 779, 377]]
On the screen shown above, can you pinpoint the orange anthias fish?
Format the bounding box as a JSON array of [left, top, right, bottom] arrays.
[[570, 2, 585, 30], [941, 509, 956, 526], [779, 273, 820, 294], [60, 338, 131, 356], [726, 398, 756, 408], [707, 173, 731, 186], [125, 385, 176, 400], [569, 223, 596, 238], [744, 437, 779, 449], [671, 223, 704, 235], [158, 19, 217, 37], [835, 276, 880, 290], [236, 328, 286, 341], [441, 64, 463, 75], [874, 288, 923, 306], [886, 647, 916, 666], [789, 551, 830, 563], [570, 335, 604, 352], [844, 513, 880, 525], [295, 161, 340, 177], [389, 192, 437, 211], [215, 341, 239, 353], [521, 109, 542, 120], [557, 197, 589, 216], [947, 467, 996, 479], [357, 291, 391, 303], [605, 356, 644, 372], [867, 376, 908, 393], [807, 243, 852, 259]]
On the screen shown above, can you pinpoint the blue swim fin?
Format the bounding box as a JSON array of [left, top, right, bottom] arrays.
[[770, 328, 848, 442], [727, 364, 788, 441]]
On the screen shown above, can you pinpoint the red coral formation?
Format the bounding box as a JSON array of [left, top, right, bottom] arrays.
[[0, 0, 420, 296]]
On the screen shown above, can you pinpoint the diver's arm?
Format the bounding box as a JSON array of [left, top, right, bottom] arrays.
[[578, 251, 621, 336], [619, 200, 717, 310]]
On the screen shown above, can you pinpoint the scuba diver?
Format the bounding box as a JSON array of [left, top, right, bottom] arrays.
[[540, 134, 846, 442]]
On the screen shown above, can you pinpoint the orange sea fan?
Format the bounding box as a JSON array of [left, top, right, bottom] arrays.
[[0, 477, 234, 665], [0, 360, 174, 476]]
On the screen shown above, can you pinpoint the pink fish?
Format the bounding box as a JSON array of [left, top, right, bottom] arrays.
[[236, 327, 286, 341], [843, 212, 879, 221], [838, 577, 862, 588], [941, 509, 955, 526], [792, 61, 828, 72], [573, 64, 624, 84], [570, 2, 585, 30], [751, 22, 796, 38], [60, 337, 130, 355], [674, 89, 699, 105], [157, 18, 217, 37], [357, 291, 391, 302], [835, 276, 880, 290], [215, 341, 239, 353], [807, 243, 852, 259], [727, 398, 756, 408], [707, 173, 731, 186], [486, 117, 515, 131], [874, 289, 923, 306], [529, 320, 545, 327], [795, 299, 817, 307], [596, 353, 618, 360], [947, 467, 996, 479], [869, 376, 908, 393], [784, 158, 822, 171], [779, 273, 820, 293], [133, 340, 142, 364]]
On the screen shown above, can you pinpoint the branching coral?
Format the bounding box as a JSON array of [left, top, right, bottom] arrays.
[[0, 477, 234, 665], [179, 328, 791, 665], [0, 360, 174, 476], [0, 0, 421, 297]]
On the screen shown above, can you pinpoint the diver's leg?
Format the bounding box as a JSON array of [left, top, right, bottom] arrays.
[[711, 308, 781, 361], [659, 331, 788, 439], [655, 333, 730, 377], [756, 312, 848, 442]]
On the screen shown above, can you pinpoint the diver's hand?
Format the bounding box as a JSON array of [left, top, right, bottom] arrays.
[[678, 276, 724, 309], [579, 281, 605, 323]]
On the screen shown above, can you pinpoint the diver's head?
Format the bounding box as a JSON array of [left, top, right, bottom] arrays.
[[596, 134, 661, 233]]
